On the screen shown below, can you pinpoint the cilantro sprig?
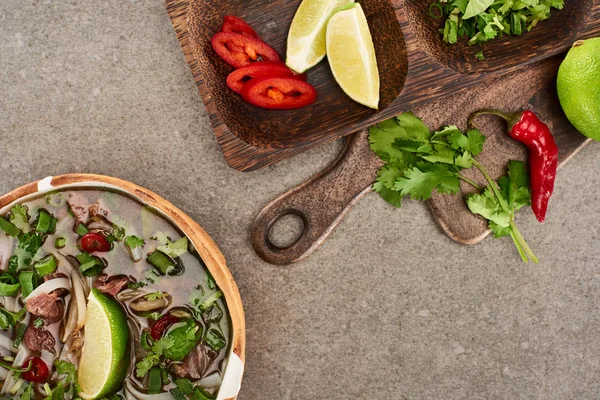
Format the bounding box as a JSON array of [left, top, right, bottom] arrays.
[[369, 112, 538, 263]]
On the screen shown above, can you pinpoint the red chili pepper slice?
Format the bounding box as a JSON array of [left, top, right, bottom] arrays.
[[241, 76, 317, 110], [81, 233, 111, 253], [150, 315, 181, 340], [211, 32, 280, 69], [22, 357, 49, 383], [226, 62, 307, 94], [221, 15, 260, 39]]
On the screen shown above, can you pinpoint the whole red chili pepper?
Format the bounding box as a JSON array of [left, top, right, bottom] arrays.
[[468, 109, 559, 223]]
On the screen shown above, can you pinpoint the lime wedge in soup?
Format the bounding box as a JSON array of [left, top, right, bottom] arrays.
[[78, 289, 130, 399]]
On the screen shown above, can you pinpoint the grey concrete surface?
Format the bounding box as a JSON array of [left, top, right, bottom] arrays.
[[1, 1, 599, 399]]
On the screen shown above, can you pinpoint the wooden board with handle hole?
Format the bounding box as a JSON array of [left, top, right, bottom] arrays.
[[250, 56, 592, 265]]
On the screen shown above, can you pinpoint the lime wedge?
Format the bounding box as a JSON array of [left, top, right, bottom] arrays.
[[286, 0, 354, 73], [326, 3, 380, 109], [78, 289, 129, 399]]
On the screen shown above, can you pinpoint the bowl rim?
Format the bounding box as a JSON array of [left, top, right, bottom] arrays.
[[0, 173, 246, 400]]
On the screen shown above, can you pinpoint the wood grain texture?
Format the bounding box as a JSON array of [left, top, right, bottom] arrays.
[[166, 0, 599, 171], [251, 56, 590, 265]]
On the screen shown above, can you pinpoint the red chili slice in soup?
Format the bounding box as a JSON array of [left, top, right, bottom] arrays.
[[221, 15, 260, 39], [151, 315, 181, 340], [211, 32, 280, 69], [22, 357, 49, 383], [240, 76, 317, 110], [81, 233, 111, 253], [226, 62, 306, 93]]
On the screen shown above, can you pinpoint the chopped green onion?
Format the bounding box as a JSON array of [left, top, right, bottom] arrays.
[[33, 318, 43, 329], [0, 273, 20, 297], [428, 3, 443, 19], [148, 367, 162, 394], [54, 237, 67, 249], [170, 388, 187, 400], [10, 378, 25, 396], [34, 209, 57, 234], [146, 251, 175, 275], [43, 383, 52, 397], [0, 217, 20, 237], [13, 323, 27, 348], [75, 223, 89, 236], [19, 271, 37, 298], [191, 387, 216, 400], [34, 254, 58, 277], [204, 328, 226, 351], [511, 12, 522, 35], [174, 379, 194, 395], [140, 330, 153, 351], [76, 253, 105, 277]]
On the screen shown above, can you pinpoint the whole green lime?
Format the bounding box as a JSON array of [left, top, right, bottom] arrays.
[[557, 38, 600, 141]]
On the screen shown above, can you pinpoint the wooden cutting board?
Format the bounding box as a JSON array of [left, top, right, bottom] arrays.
[[250, 56, 592, 265], [166, 0, 600, 171]]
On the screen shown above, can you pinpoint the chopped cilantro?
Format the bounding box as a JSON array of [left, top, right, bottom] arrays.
[[135, 336, 175, 377], [145, 291, 163, 301], [125, 235, 145, 249], [156, 236, 188, 258], [475, 50, 485, 60]]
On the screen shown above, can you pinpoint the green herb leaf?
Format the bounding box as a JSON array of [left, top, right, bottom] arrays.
[[394, 163, 461, 200], [125, 235, 145, 249], [157, 237, 188, 259]]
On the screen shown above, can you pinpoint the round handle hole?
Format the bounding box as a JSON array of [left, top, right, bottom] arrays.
[[268, 213, 305, 249]]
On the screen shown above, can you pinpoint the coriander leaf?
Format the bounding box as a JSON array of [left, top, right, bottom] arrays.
[[466, 187, 502, 221], [125, 235, 145, 249], [490, 221, 511, 238], [420, 144, 462, 166], [396, 112, 431, 142], [448, 130, 470, 152], [475, 50, 485, 60], [157, 237, 188, 258], [372, 184, 403, 208], [467, 129, 486, 156], [393, 164, 460, 200], [430, 125, 462, 142], [375, 164, 404, 190], [135, 336, 175, 377], [393, 139, 432, 153], [368, 119, 410, 162]]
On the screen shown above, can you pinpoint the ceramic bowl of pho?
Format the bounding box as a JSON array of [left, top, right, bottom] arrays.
[[0, 174, 245, 400]]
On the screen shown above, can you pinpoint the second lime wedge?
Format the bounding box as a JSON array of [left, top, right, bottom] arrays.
[[326, 3, 380, 109], [286, 0, 354, 73], [78, 289, 129, 399]]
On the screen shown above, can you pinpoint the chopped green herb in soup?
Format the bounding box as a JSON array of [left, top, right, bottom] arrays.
[[0, 189, 231, 399]]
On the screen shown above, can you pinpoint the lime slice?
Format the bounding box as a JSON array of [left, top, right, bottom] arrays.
[[326, 3, 380, 109], [286, 0, 354, 73], [78, 289, 129, 399]]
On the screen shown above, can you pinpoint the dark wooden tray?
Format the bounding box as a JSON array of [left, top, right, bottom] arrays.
[[166, 0, 599, 171]]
